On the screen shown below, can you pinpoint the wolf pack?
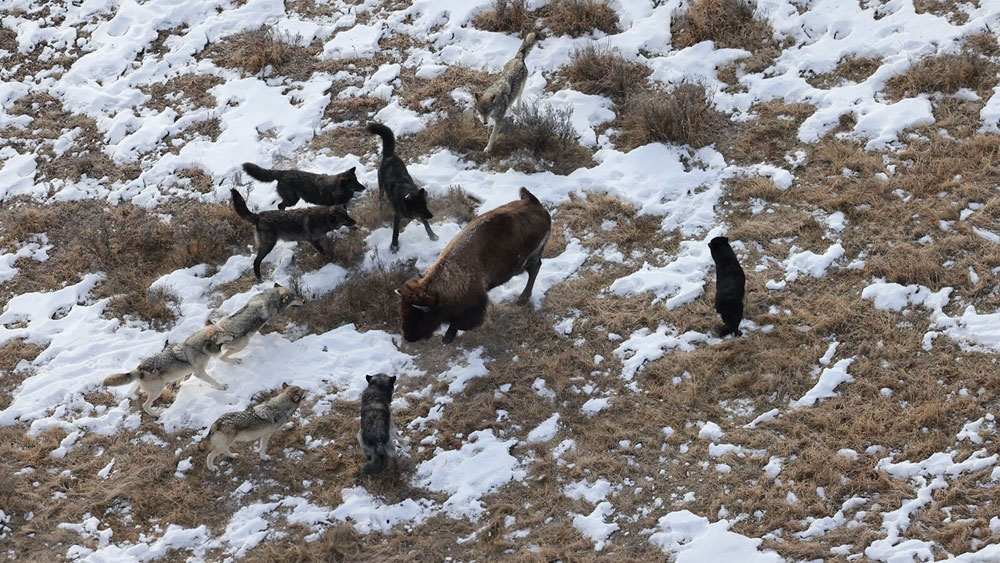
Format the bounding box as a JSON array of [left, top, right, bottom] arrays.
[[101, 33, 748, 477]]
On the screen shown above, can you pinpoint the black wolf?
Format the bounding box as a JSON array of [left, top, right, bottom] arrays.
[[242, 163, 365, 210], [365, 122, 437, 253], [709, 236, 746, 337], [230, 189, 356, 281]]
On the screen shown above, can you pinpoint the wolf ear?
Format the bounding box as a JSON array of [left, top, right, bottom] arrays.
[[204, 319, 213, 326], [347, 167, 356, 174], [366, 374, 373, 384], [419, 188, 427, 198], [282, 382, 288, 389], [273, 282, 281, 289]]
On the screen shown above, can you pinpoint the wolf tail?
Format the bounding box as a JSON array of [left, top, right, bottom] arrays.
[[103, 372, 135, 386], [365, 122, 396, 158], [242, 162, 283, 183], [361, 447, 388, 475], [517, 32, 537, 58], [230, 189, 259, 226]]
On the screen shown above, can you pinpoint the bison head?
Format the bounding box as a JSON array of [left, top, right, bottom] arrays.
[[397, 279, 443, 342]]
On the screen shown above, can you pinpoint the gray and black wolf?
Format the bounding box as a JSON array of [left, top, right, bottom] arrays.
[[365, 122, 437, 253], [709, 236, 746, 337], [357, 374, 404, 475], [200, 382, 306, 471], [217, 283, 304, 363], [230, 188, 356, 281], [475, 32, 537, 152], [103, 322, 234, 416], [242, 163, 366, 210]]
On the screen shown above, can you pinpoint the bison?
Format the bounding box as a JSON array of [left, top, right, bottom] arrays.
[[396, 187, 551, 344]]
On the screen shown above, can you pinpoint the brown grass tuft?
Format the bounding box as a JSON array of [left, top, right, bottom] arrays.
[[562, 45, 652, 103], [621, 83, 728, 149], [473, 0, 535, 35], [211, 27, 315, 78], [543, 0, 619, 37], [806, 56, 882, 89], [884, 51, 998, 100], [671, 0, 773, 50], [495, 100, 595, 174], [424, 110, 489, 155]]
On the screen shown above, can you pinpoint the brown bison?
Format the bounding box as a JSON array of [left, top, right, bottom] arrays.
[[396, 187, 551, 344]]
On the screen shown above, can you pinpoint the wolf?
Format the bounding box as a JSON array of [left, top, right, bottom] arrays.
[[475, 32, 537, 153], [104, 321, 234, 416], [200, 383, 306, 471], [242, 163, 366, 210], [709, 236, 746, 337], [365, 122, 437, 253], [217, 283, 304, 363], [357, 374, 405, 475], [230, 188, 357, 281]]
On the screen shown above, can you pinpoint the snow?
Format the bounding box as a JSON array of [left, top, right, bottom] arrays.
[[789, 358, 855, 408], [571, 502, 619, 551], [648, 510, 782, 562], [526, 413, 561, 444]]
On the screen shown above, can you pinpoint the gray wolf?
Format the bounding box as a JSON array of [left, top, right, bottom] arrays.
[[230, 188, 357, 281], [709, 236, 745, 337], [217, 283, 304, 363], [357, 374, 404, 475], [365, 122, 437, 253], [200, 382, 306, 471], [396, 187, 550, 344], [475, 32, 537, 152], [104, 321, 234, 416], [242, 163, 366, 210]]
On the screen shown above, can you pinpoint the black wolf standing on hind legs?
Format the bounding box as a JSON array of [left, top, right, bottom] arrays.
[[365, 121, 437, 253], [709, 236, 746, 337], [242, 162, 366, 209]]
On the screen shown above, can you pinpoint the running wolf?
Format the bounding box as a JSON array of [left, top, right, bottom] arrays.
[[242, 163, 366, 210], [230, 188, 357, 280], [357, 374, 405, 475], [103, 322, 234, 416], [217, 283, 304, 363], [200, 383, 306, 471], [709, 236, 746, 337], [365, 122, 437, 253], [475, 32, 537, 152]]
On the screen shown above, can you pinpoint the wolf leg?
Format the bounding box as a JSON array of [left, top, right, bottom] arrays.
[[192, 366, 227, 391], [207, 450, 220, 471], [309, 238, 327, 255], [258, 432, 273, 461], [390, 214, 402, 253], [220, 336, 249, 363], [485, 121, 500, 153], [141, 380, 166, 417], [253, 236, 277, 281], [421, 218, 438, 242], [277, 186, 299, 210]]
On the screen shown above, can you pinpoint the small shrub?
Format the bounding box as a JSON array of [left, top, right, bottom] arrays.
[[425, 111, 488, 154], [544, 0, 619, 37], [212, 27, 302, 76], [473, 0, 534, 34], [622, 83, 727, 149], [501, 101, 578, 159], [671, 0, 772, 50], [563, 45, 651, 103]]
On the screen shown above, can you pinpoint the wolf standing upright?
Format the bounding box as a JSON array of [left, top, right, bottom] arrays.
[[366, 122, 437, 253], [217, 283, 304, 363], [230, 189, 356, 280], [709, 236, 746, 337], [242, 163, 366, 210], [475, 32, 537, 152], [104, 322, 233, 416], [357, 374, 404, 475], [201, 383, 306, 471]]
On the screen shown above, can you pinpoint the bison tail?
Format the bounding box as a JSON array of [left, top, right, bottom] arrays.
[[519, 187, 541, 205], [230, 189, 259, 226]]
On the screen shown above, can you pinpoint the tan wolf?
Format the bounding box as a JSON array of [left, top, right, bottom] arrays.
[[200, 383, 306, 471], [103, 322, 234, 416], [475, 32, 537, 152], [217, 283, 304, 363]]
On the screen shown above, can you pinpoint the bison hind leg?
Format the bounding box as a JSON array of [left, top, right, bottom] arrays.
[[517, 243, 545, 305]]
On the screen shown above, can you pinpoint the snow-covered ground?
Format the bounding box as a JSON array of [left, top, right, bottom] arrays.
[[3, 0, 1000, 560]]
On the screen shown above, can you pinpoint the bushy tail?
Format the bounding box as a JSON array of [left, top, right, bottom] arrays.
[[517, 32, 537, 58], [519, 187, 540, 204], [230, 189, 259, 225], [103, 372, 135, 386], [242, 162, 283, 183], [365, 122, 396, 158], [362, 447, 388, 475]]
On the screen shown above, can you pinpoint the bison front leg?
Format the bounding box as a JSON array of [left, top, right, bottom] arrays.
[[443, 297, 488, 344]]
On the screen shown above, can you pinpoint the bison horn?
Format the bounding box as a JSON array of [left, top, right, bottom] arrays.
[[411, 303, 431, 312], [394, 288, 402, 297]]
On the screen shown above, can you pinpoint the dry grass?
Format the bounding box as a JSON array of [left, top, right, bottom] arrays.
[[562, 45, 652, 104], [806, 56, 882, 89], [210, 27, 316, 79], [472, 0, 535, 35], [671, 0, 773, 50], [621, 83, 728, 149], [884, 51, 998, 101], [542, 0, 619, 37], [723, 101, 815, 164]]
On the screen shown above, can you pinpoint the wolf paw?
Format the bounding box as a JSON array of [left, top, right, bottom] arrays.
[[429, 233, 439, 242], [260, 454, 272, 461], [390, 243, 399, 254]]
